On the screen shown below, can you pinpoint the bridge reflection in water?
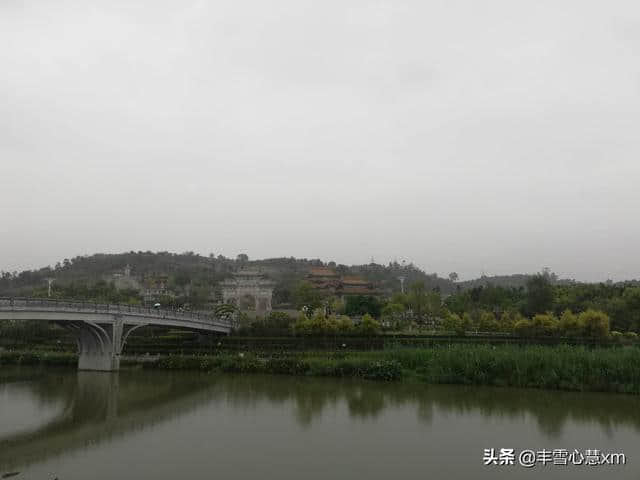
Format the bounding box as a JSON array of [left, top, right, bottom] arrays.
[[2, 368, 640, 474], [0, 368, 217, 469]]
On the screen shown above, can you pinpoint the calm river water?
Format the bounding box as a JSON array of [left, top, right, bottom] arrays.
[[1, 366, 639, 479]]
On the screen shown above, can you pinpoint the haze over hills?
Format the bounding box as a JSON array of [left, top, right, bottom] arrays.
[[0, 251, 455, 299], [2, 250, 640, 336], [0, 250, 608, 301]]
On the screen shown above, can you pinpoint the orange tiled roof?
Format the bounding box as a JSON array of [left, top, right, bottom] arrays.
[[341, 276, 370, 285], [308, 267, 338, 277], [306, 269, 380, 295]]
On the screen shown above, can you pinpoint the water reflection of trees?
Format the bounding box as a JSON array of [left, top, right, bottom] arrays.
[[1, 368, 639, 469], [208, 375, 640, 436]]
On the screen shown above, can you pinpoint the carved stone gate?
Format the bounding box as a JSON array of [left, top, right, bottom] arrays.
[[220, 270, 274, 314]]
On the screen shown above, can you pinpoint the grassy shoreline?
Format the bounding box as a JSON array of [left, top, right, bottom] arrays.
[[3, 344, 640, 394]]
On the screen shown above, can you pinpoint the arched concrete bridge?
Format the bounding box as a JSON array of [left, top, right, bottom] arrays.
[[0, 298, 232, 371]]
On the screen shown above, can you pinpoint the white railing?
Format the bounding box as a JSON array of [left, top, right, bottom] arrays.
[[0, 297, 232, 329]]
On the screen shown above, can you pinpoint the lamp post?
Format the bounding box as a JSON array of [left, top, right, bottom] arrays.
[[397, 276, 406, 294], [45, 278, 55, 297]]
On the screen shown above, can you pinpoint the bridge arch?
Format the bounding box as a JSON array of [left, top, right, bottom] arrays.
[[0, 298, 231, 371]]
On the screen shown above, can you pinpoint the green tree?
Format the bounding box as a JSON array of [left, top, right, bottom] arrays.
[[525, 273, 554, 316], [345, 295, 381, 318], [381, 302, 407, 330], [407, 281, 428, 317], [390, 292, 409, 306], [292, 310, 355, 336], [579, 309, 610, 338], [478, 311, 501, 332], [406, 281, 443, 324], [461, 313, 473, 333], [171, 271, 191, 289], [263, 311, 293, 329], [622, 288, 640, 332], [443, 313, 466, 335], [335, 315, 355, 333], [292, 281, 327, 310], [381, 302, 405, 317], [530, 313, 559, 337], [558, 310, 583, 337], [358, 314, 381, 335], [513, 318, 533, 337], [498, 310, 525, 332]]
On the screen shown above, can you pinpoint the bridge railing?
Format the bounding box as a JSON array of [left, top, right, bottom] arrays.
[[0, 297, 232, 328]]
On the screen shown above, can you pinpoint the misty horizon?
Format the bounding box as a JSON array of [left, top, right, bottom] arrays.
[[2, 1, 639, 282], [2, 249, 637, 284]]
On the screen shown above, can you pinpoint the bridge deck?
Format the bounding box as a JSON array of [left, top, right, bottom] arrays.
[[0, 297, 232, 333]]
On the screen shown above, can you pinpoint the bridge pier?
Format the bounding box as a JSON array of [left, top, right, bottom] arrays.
[[68, 317, 149, 372], [0, 297, 232, 372], [69, 317, 124, 372]]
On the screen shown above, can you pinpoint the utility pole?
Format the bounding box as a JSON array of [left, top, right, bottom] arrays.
[[46, 278, 55, 297], [397, 276, 406, 294]]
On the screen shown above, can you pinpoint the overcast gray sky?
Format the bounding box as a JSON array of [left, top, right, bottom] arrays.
[[2, 0, 640, 281]]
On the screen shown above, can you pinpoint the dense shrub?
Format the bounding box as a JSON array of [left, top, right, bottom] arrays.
[[579, 309, 610, 338], [292, 311, 355, 335], [558, 310, 583, 337], [358, 314, 381, 335], [388, 345, 640, 393], [120, 342, 640, 393], [443, 313, 466, 335], [237, 312, 295, 336], [530, 314, 559, 337], [381, 303, 406, 318], [497, 311, 524, 332], [345, 296, 382, 318], [264, 357, 311, 375], [0, 350, 76, 366], [513, 318, 533, 337], [144, 352, 402, 381]]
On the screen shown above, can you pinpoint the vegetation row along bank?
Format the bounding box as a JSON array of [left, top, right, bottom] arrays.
[[3, 344, 640, 394]]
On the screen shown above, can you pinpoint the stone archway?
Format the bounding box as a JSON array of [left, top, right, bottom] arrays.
[[220, 269, 274, 315], [237, 294, 257, 311]]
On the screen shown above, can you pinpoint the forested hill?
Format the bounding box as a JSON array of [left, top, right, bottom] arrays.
[[457, 274, 532, 289], [0, 251, 457, 300], [458, 274, 551, 290], [457, 273, 590, 290]]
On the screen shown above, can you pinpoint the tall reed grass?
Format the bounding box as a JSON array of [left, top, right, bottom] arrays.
[[3, 344, 639, 393]]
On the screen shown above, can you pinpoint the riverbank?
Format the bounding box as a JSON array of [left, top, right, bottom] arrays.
[[3, 344, 640, 394]]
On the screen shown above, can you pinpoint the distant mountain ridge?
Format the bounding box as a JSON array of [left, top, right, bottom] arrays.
[[0, 251, 455, 299], [0, 251, 587, 299], [457, 269, 585, 290], [459, 274, 543, 290]]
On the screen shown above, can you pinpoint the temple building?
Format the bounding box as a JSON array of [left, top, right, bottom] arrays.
[[306, 267, 341, 293], [306, 267, 380, 299]]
